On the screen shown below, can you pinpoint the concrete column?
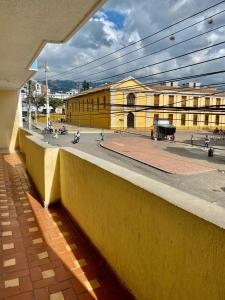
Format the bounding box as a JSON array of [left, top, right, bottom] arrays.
[[0, 89, 19, 151], [18, 90, 23, 128]]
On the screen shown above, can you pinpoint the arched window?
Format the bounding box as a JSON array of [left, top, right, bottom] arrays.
[[127, 93, 135, 106]]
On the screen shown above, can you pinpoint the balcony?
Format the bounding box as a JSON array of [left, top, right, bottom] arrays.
[[0, 144, 133, 299], [2, 1, 225, 299], [9, 127, 225, 300]]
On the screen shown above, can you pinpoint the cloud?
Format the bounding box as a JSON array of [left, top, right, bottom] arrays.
[[35, 0, 225, 86]]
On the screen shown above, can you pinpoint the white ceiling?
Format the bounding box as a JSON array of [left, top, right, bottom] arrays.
[[0, 0, 105, 89]]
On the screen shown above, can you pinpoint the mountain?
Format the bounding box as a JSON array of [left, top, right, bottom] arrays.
[[43, 80, 75, 93], [40, 80, 108, 93]]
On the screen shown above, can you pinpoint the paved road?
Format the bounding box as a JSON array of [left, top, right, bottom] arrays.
[[37, 129, 225, 208]]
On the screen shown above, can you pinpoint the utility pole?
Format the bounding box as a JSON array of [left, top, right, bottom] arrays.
[[45, 63, 50, 128], [27, 80, 33, 130]]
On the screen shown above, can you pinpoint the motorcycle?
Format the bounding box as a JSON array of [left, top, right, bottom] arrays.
[[73, 136, 80, 144]]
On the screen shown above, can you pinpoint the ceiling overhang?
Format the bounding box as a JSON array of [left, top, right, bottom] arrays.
[[0, 0, 106, 90]]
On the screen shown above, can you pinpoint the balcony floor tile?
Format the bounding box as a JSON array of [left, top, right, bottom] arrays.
[[0, 153, 133, 300]]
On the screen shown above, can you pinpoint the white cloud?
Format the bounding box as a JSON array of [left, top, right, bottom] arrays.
[[35, 0, 225, 86]]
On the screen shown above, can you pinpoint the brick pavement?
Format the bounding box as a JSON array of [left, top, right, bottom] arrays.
[[0, 153, 132, 300], [101, 137, 215, 174]]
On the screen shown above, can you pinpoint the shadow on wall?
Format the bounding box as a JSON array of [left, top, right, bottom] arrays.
[[0, 89, 19, 151], [19, 129, 60, 207]]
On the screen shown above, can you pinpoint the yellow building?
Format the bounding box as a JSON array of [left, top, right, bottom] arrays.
[[65, 77, 225, 130]]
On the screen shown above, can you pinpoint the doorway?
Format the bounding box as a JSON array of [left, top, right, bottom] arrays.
[[127, 112, 134, 128]]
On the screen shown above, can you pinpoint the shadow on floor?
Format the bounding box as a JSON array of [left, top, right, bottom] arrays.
[[0, 153, 133, 300]]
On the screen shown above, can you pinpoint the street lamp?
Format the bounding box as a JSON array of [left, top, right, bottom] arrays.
[[44, 63, 50, 128]]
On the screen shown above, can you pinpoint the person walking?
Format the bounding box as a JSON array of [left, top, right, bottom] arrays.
[[191, 134, 194, 146], [204, 135, 210, 148], [171, 133, 175, 144], [53, 128, 58, 139]]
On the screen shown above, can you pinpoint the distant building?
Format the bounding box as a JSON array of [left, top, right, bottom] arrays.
[[49, 89, 78, 100], [20, 80, 44, 114], [65, 76, 225, 130]]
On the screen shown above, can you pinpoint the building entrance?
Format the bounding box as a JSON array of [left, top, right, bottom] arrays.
[[127, 112, 134, 128]]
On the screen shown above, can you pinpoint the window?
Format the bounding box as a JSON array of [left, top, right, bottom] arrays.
[[215, 115, 220, 125], [97, 97, 99, 111], [168, 114, 173, 125], [87, 99, 89, 111], [103, 96, 106, 110], [181, 96, 186, 107], [216, 98, 221, 107], [83, 99, 85, 111], [154, 114, 159, 123], [154, 94, 160, 106], [181, 114, 186, 126], [205, 97, 210, 107], [127, 93, 135, 106], [205, 114, 209, 125], [193, 114, 198, 126], [169, 95, 174, 107], [193, 97, 198, 107]]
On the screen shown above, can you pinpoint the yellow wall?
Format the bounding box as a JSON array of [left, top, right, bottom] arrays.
[[20, 130, 60, 207], [60, 148, 225, 300], [19, 130, 225, 299], [18, 128, 33, 154], [149, 94, 225, 130], [111, 79, 148, 130], [66, 90, 111, 129], [0, 89, 19, 151], [65, 82, 225, 130], [37, 113, 66, 123]]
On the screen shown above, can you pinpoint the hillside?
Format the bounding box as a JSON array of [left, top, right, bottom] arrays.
[[40, 80, 108, 93]]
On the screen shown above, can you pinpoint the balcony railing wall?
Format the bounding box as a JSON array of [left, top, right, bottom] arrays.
[[18, 127, 225, 300]]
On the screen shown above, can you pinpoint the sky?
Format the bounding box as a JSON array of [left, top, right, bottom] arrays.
[[35, 0, 225, 86]]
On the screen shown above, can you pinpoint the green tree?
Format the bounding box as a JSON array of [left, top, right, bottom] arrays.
[[36, 95, 46, 108], [49, 98, 64, 112], [82, 80, 89, 91]]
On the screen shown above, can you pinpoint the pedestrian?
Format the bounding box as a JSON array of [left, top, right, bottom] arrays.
[[150, 129, 154, 140], [191, 134, 194, 146], [204, 135, 210, 148], [53, 128, 58, 139], [171, 133, 175, 143], [100, 131, 104, 141]]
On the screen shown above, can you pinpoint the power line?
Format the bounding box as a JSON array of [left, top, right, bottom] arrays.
[[65, 83, 225, 120], [65, 76, 225, 120], [69, 22, 225, 81], [58, 10, 225, 81], [38, 0, 225, 80], [64, 69, 225, 103], [92, 54, 225, 84], [79, 40, 225, 83]]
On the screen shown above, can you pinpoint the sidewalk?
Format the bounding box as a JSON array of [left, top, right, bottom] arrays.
[[101, 137, 215, 175], [32, 122, 112, 134]]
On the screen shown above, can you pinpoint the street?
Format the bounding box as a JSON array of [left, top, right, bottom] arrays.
[[32, 125, 225, 207]]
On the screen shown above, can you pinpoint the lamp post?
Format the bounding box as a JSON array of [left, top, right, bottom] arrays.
[[44, 63, 50, 128]]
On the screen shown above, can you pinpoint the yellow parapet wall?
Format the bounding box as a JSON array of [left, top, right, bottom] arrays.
[[60, 147, 225, 300], [18, 128, 33, 154], [37, 113, 66, 123], [19, 129, 60, 206]]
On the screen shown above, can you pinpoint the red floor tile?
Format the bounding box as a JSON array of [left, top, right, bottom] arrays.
[[0, 153, 133, 300]]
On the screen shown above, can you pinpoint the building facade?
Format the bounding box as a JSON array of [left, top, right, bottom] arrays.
[[65, 77, 225, 130]]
